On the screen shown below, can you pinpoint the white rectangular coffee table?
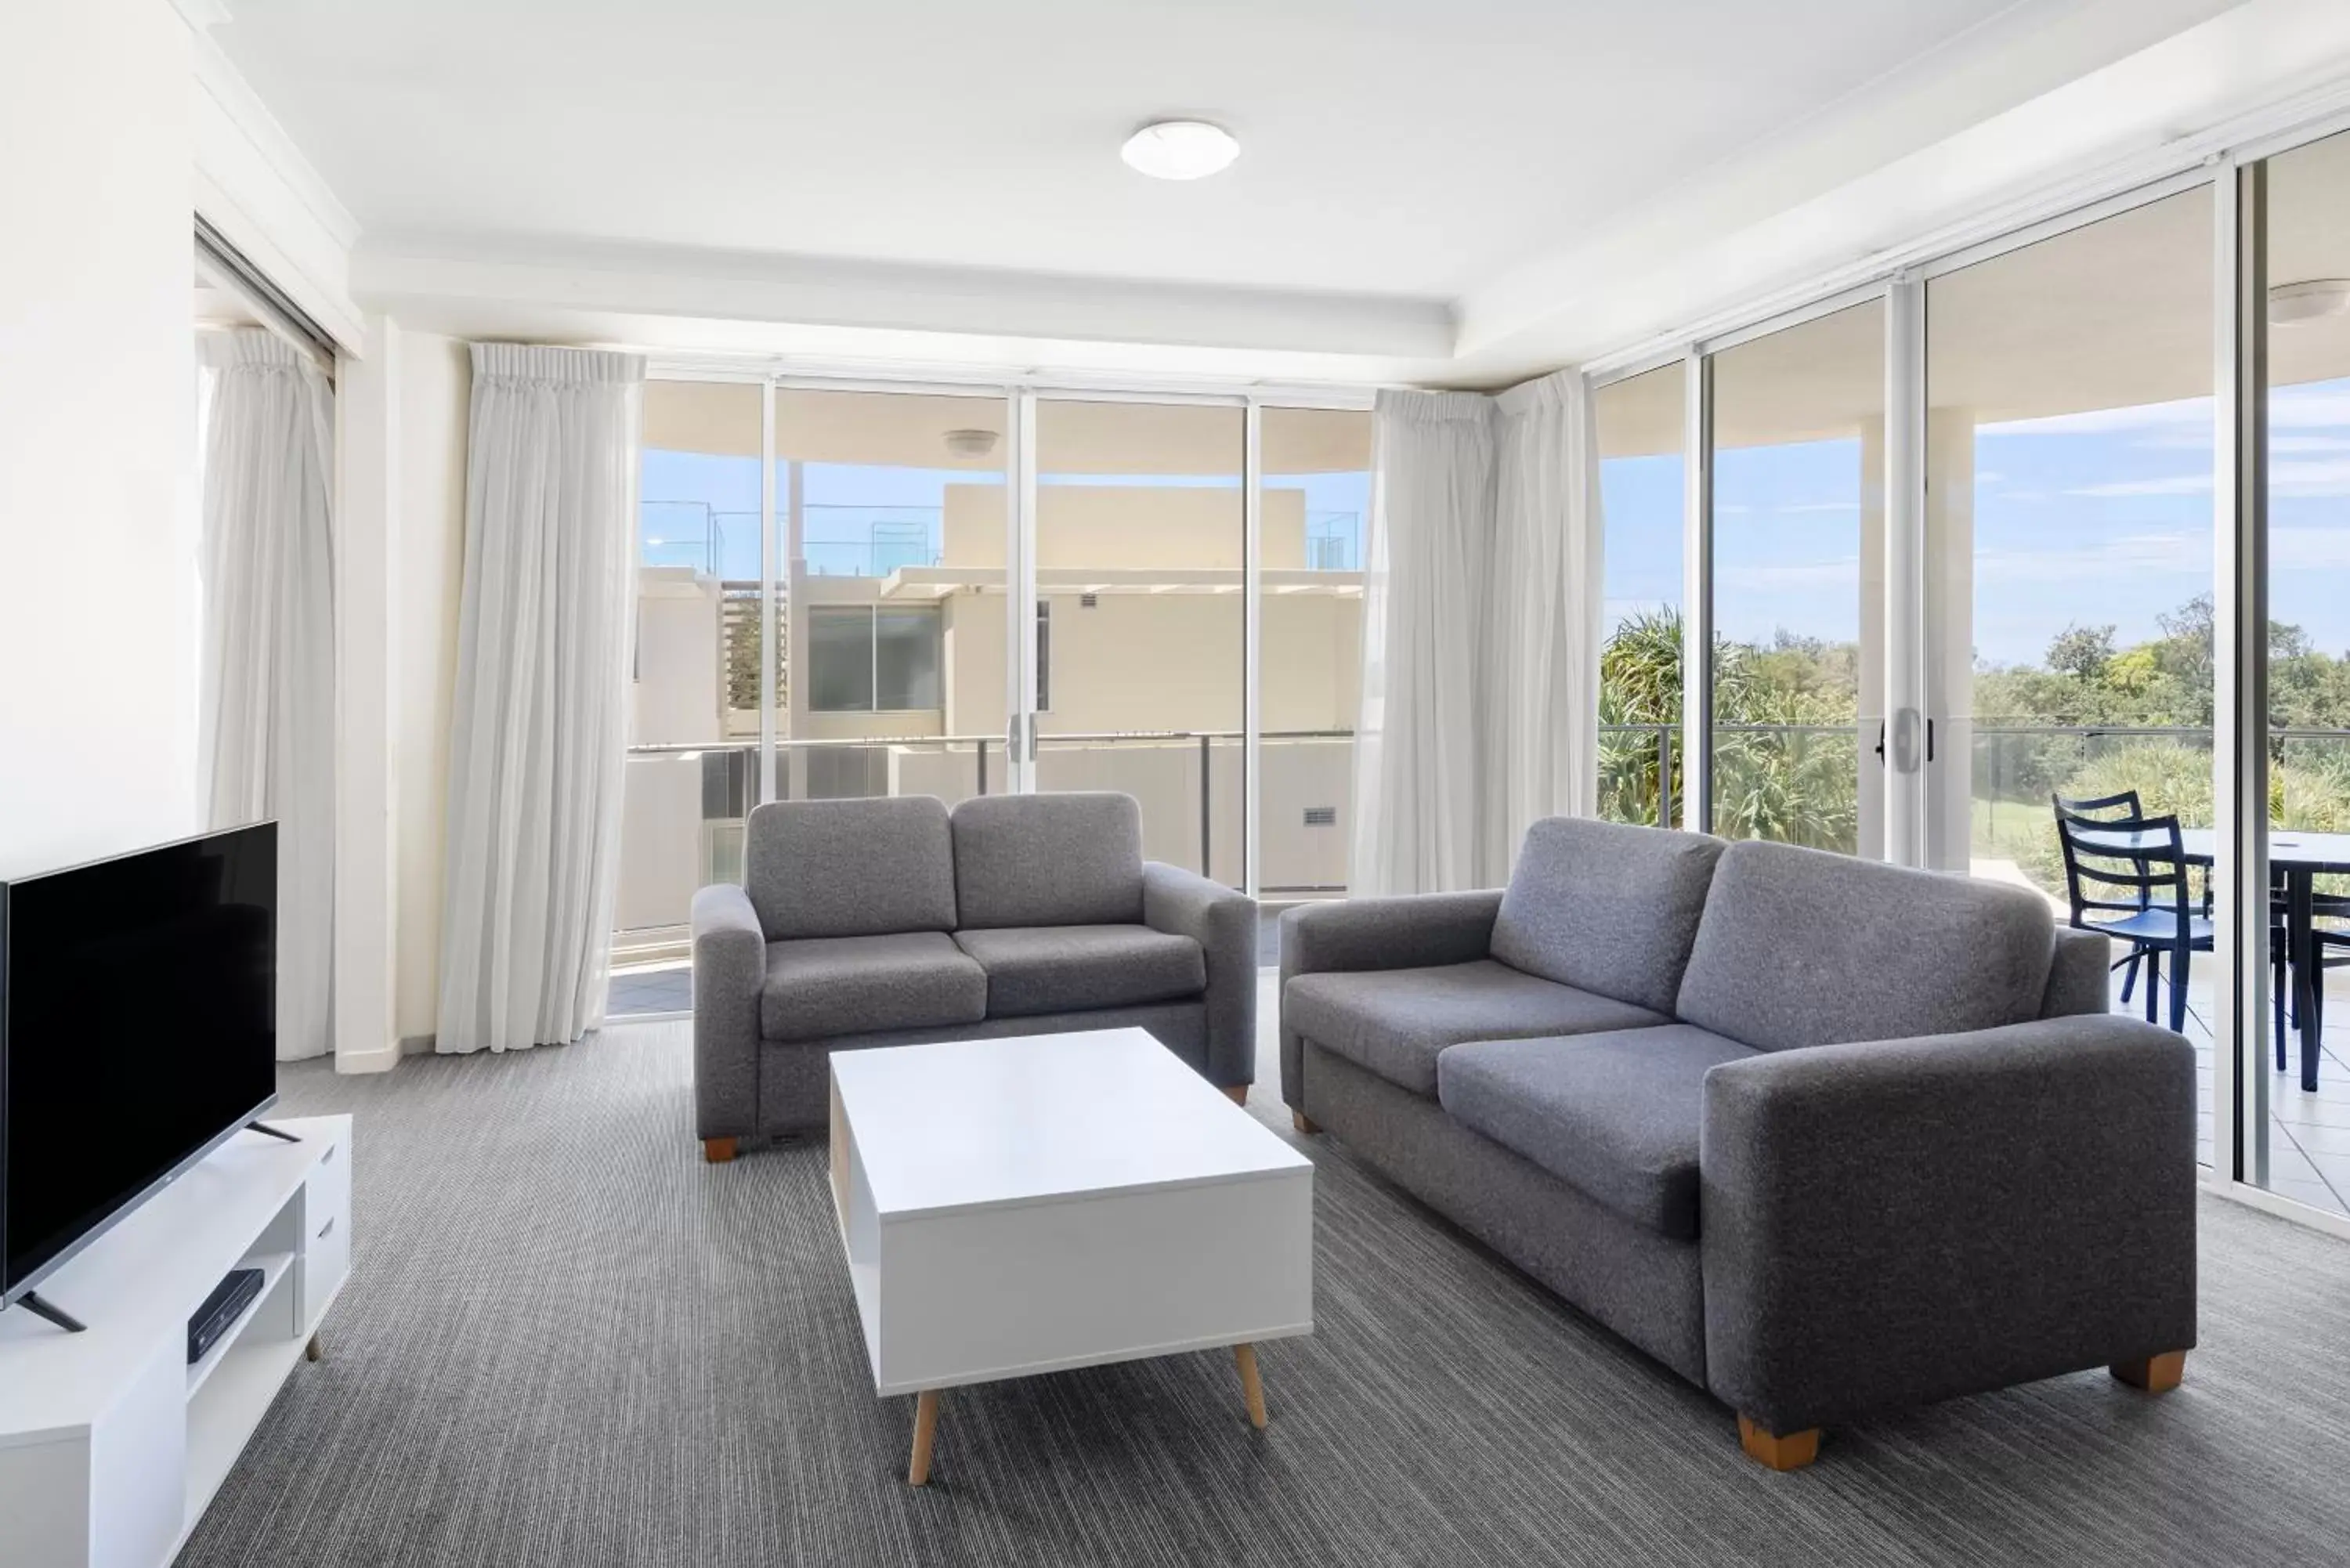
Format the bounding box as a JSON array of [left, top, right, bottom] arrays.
[[828, 1028, 1313, 1485]]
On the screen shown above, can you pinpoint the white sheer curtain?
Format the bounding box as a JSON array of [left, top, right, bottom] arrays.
[[198, 328, 336, 1061], [1350, 370, 1605, 894], [1350, 391, 1494, 895], [1484, 370, 1604, 881], [436, 345, 644, 1053]]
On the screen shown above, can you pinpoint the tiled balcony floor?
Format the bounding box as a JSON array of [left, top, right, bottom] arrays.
[[2161, 964, 2350, 1218], [607, 958, 690, 1019]]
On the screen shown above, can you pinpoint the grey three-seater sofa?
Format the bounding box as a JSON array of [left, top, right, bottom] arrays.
[[1280, 817, 2196, 1469], [692, 790, 1256, 1160]]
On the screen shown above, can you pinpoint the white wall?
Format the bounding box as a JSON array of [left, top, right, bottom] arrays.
[[389, 334, 470, 1044], [0, 1, 199, 878]]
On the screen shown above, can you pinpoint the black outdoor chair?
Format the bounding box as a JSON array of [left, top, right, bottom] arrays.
[[2055, 809, 2217, 1034], [2051, 807, 2286, 1039], [2053, 789, 2159, 1003], [2053, 791, 2305, 1046]]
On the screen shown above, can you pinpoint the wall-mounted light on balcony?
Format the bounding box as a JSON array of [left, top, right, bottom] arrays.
[[2269, 279, 2350, 325]]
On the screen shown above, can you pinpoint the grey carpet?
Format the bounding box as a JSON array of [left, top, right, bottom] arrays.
[[181, 1017, 2350, 1568]]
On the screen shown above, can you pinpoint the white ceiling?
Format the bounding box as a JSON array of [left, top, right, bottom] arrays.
[[215, 0, 2030, 298], [203, 0, 2350, 385]]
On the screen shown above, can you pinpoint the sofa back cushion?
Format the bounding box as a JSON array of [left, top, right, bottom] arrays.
[[1675, 839, 2055, 1052], [950, 792, 1144, 929], [744, 796, 957, 941], [1489, 818, 1725, 1013]]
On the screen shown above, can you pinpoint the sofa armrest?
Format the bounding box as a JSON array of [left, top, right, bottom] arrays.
[[1143, 862, 1259, 1090], [691, 883, 767, 1141], [1277, 890, 1502, 1110], [1699, 1014, 2196, 1433], [2042, 925, 2113, 1017]]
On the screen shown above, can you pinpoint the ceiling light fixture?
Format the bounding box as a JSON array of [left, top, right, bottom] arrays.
[[2269, 279, 2350, 325], [1120, 120, 1239, 181], [943, 428, 1000, 458]]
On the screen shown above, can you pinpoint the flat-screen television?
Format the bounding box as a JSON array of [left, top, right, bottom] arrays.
[[0, 822, 278, 1312]]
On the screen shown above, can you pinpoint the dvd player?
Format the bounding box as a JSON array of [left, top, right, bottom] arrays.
[[188, 1266, 266, 1364]]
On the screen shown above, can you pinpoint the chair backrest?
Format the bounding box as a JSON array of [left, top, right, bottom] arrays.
[[743, 795, 959, 941], [1489, 818, 1724, 1013], [2052, 789, 2153, 915], [1674, 838, 2058, 1053], [2053, 788, 2145, 822], [2054, 809, 2193, 940], [949, 792, 1145, 929]]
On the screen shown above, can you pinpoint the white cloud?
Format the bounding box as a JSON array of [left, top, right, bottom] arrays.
[[1718, 557, 1860, 591], [2272, 524, 2350, 572], [2063, 472, 2213, 498], [1972, 529, 2208, 581], [2274, 458, 2350, 497], [1978, 398, 2208, 439], [2271, 390, 2350, 430]]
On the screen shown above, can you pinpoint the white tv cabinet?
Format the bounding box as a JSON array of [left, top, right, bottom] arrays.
[[0, 1115, 352, 1568]]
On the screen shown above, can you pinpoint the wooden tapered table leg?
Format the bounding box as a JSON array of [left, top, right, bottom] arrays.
[[1234, 1343, 1267, 1429], [2111, 1350, 2187, 1393], [908, 1390, 941, 1486]]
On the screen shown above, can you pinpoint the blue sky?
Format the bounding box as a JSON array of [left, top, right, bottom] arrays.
[[1600, 374, 2350, 667]]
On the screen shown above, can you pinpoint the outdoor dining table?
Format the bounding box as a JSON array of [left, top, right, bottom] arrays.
[[2072, 826, 2350, 1092]]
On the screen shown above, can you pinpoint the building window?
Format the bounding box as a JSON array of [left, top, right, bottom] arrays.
[[809, 605, 942, 713]]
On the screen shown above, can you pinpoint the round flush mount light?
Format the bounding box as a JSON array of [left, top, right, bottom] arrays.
[[2269, 278, 2350, 325], [1120, 120, 1239, 181], [943, 428, 1000, 458]]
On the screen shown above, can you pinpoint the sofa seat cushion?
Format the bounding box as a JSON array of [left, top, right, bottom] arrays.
[[1285, 960, 1671, 1100], [1437, 1025, 1757, 1240], [761, 932, 986, 1042], [953, 925, 1206, 1017]]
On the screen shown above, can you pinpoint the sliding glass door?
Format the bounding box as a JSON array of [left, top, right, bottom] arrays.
[[771, 388, 1010, 806], [1922, 187, 2216, 898], [2250, 129, 2350, 1216], [1705, 300, 1886, 855], [1595, 362, 1687, 829], [1032, 399, 1247, 884]]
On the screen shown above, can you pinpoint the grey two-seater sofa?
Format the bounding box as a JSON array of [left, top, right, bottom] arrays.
[[692, 790, 1256, 1160], [1280, 817, 2196, 1469]]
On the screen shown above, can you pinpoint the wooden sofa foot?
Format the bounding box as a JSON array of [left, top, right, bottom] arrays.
[[1292, 1110, 1320, 1135], [1220, 1084, 1249, 1107], [2111, 1350, 2186, 1393], [1737, 1414, 1820, 1471], [702, 1136, 738, 1164]]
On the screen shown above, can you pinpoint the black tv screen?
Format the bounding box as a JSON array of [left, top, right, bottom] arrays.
[[1, 822, 278, 1305]]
